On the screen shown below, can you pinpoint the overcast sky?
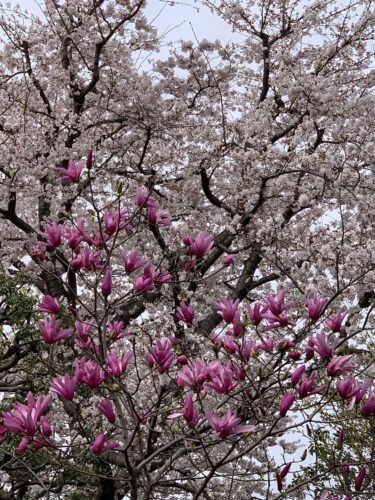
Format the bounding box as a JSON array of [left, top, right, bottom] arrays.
[[12, 0, 236, 45]]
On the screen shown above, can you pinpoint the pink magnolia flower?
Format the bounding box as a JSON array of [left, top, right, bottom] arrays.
[[57, 159, 83, 182], [143, 262, 156, 280], [134, 276, 153, 293], [0, 426, 7, 445], [325, 310, 348, 333], [32, 437, 46, 450], [223, 335, 238, 354], [176, 360, 209, 392], [206, 360, 237, 394], [305, 294, 329, 320], [336, 378, 370, 409], [123, 249, 145, 274], [176, 301, 195, 323], [31, 244, 46, 262], [154, 272, 172, 285], [38, 294, 60, 315], [74, 358, 106, 388], [65, 218, 88, 249], [91, 433, 119, 454], [18, 437, 29, 454], [39, 222, 64, 247], [326, 355, 355, 377], [3, 392, 52, 437], [71, 248, 102, 270], [106, 349, 133, 377], [237, 338, 255, 362], [134, 263, 156, 293], [147, 207, 171, 226], [184, 259, 197, 271], [355, 466, 366, 492], [136, 187, 159, 209], [247, 302, 267, 325], [90, 230, 111, 249], [232, 362, 246, 381], [336, 378, 359, 400], [38, 317, 73, 344], [291, 365, 306, 386], [217, 298, 240, 324], [75, 319, 95, 342], [361, 393, 375, 417], [262, 310, 296, 330], [101, 267, 112, 297], [168, 335, 177, 346], [279, 392, 295, 417], [257, 337, 274, 352], [65, 228, 82, 250], [205, 408, 255, 440], [146, 339, 174, 373], [308, 331, 339, 359], [227, 320, 244, 337], [264, 290, 293, 316], [182, 394, 200, 427], [97, 399, 116, 424], [169, 394, 201, 428], [305, 336, 316, 360], [50, 373, 77, 401], [277, 339, 296, 350], [40, 415, 52, 437], [107, 321, 129, 340], [297, 371, 325, 398], [223, 254, 234, 266], [188, 233, 214, 258], [103, 209, 129, 235], [75, 337, 100, 354]]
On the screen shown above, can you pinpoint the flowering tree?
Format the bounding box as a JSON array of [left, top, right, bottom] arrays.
[[0, 0, 374, 498]]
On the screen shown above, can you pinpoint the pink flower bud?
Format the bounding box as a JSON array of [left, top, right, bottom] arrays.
[[223, 254, 234, 266], [276, 472, 283, 492], [355, 466, 366, 492], [288, 350, 302, 360], [336, 428, 344, 449], [40, 416, 52, 437], [91, 433, 119, 455], [279, 392, 295, 417], [31, 245, 46, 262], [97, 399, 116, 424], [17, 437, 28, 454], [177, 355, 188, 365], [86, 149, 93, 169], [182, 235, 192, 246], [101, 267, 112, 298], [280, 462, 292, 479]]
